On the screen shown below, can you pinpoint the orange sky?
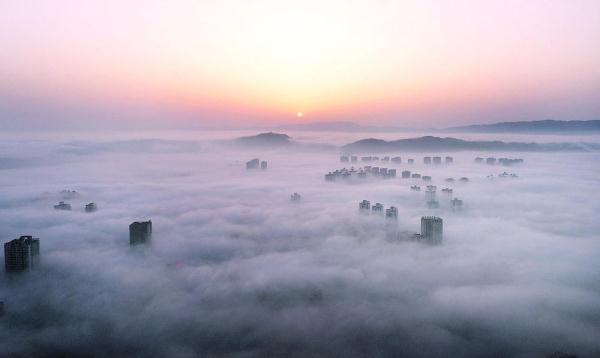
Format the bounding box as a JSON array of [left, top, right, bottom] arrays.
[[1, 0, 599, 129]]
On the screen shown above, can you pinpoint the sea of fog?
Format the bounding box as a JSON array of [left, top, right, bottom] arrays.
[[1, 130, 599, 357]]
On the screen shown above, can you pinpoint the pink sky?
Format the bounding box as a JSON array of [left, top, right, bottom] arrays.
[[1, 0, 599, 129]]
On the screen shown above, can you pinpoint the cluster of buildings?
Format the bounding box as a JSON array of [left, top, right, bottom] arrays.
[[412, 185, 464, 211], [358, 200, 444, 244], [290, 192, 301, 201], [53, 201, 98, 212], [325, 166, 397, 181], [487, 172, 519, 179], [359, 200, 398, 219], [246, 158, 268, 170], [400, 170, 433, 181], [4, 220, 153, 274], [342, 155, 407, 164], [52, 190, 98, 213], [475, 157, 524, 166], [423, 156, 453, 164]]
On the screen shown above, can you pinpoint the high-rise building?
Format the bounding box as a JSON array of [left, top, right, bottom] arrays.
[[4, 236, 40, 272], [129, 220, 152, 246], [407, 159, 414, 164], [351, 156, 358, 163], [246, 158, 259, 169], [486, 157, 497, 165], [411, 173, 421, 179], [424, 157, 432, 164], [421, 216, 443, 244], [402, 170, 411, 178], [451, 198, 463, 210], [260, 161, 268, 170], [340, 155, 349, 162], [422, 176, 432, 181], [359, 200, 370, 211], [433, 156, 442, 164], [445, 156, 454, 163], [372, 203, 384, 214], [475, 157, 484, 163], [85, 203, 98, 212], [290, 192, 301, 201], [359, 200, 371, 211], [391, 156, 402, 163], [385, 206, 398, 219], [387, 169, 396, 178], [426, 185, 439, 208]]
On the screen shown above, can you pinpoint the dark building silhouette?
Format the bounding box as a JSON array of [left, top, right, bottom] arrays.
[[246, 158, 259, 169], [4, 236, 40, 272], [421, 216, 443, 244], [54, 201, 71, 210], [129, 220, 152, 246], [85, 203, 97, 212]]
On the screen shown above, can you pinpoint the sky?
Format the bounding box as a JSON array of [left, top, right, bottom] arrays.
[[1, 0, 600, 129], [1, 131, 599, 356]]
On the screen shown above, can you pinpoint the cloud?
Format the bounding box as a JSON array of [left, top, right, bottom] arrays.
[[1, 132, 599, 357]]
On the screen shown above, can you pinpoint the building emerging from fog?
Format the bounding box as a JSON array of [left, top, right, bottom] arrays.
[[4, 236, 40, 272], [451, 198, 463, 211], [359, 200, 371, 211], [372, 203, 384, 214], [246, 158, 259, 169], [85, 203, 97, 212], [290, 192, 301, 201], [260, 161, 268, 170], [54, 201, 71, 210], [129, 220, 152, 246], [385, 206, 398, 219], [420, 216, 443, 244]]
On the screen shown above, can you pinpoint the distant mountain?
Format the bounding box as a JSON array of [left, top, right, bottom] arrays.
[[445, 120, 600, 133], [342, 136, 600, 152], [235, 132, 292, 147]]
